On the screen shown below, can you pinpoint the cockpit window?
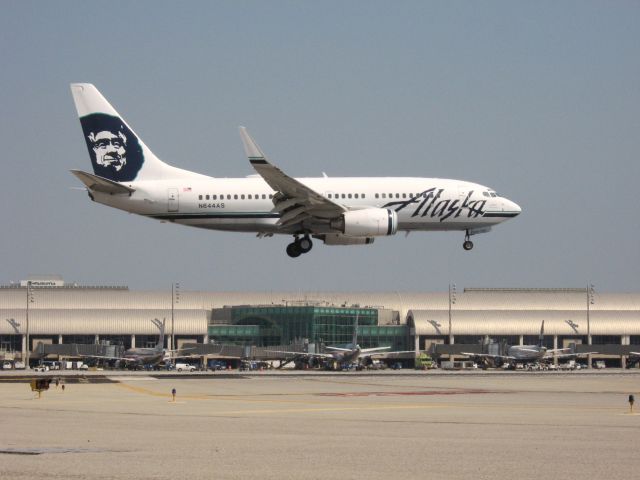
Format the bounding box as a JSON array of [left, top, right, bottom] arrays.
[[483, 192, 490, 197], [490, 192, 497, 197]]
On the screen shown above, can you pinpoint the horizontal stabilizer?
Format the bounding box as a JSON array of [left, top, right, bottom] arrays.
[[70, 169, 135, 195]]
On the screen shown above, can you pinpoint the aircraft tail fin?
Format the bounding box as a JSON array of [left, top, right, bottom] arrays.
[[538, 320, 545, 347], [352, 315, 359, 348], [70, 84, 180, 183], [155, 318, 166, 351]]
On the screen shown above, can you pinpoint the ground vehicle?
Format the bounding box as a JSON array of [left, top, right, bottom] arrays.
[[441, 360, 475, 370], [64, 361, 87, 370], [34, 365, 49, 372], [367, 360, 387, 370], [175, 363, 196, 372], [209, 360, 227, 370], [414, 353, 436, 370], [42, 361, 61, 370]]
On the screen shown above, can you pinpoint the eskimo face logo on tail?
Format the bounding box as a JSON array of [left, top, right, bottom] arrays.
[[80, 113, 143, 182]]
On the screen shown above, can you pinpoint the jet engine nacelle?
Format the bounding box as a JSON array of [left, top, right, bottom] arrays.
[[331, 208, 398, 237], [321, 234, 375, 246]]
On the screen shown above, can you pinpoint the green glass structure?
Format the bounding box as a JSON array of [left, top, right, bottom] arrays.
[[208, 306, 409, 350]]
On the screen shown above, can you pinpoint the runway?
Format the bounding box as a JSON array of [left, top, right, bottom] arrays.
[[1, 372, 639, 480]]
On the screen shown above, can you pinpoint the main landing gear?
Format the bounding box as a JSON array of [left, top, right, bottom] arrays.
[[463, 230, 474, 251], [286, 235, 313, 258]]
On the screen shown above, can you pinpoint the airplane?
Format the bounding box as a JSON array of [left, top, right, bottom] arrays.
[[77, 319, 188, 368], [272, 317, 412, 370], [461, 321, 592, 369], [70, 83, 521, 258]]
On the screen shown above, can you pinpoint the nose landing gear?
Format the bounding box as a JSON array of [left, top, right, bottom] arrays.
[[286, 235, 313, 258], [463, 231, 474, 251]]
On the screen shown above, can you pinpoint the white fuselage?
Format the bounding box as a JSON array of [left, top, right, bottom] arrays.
[[92, 174, 520, 236], [70, 83, 521, 252]]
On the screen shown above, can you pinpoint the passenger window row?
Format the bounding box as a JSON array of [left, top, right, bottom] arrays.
[[199, 194, 274, 201], [327, 193, 366, 199], [374, 193, 416, 199], [197, 191, 444, 201]]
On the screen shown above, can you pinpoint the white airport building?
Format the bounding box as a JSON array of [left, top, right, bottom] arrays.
[[1, 276, 639, 367]]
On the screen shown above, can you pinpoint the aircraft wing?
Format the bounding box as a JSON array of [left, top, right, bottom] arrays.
[[362, 349, 416, 359], [461, 353, 516, 360], [360, 346, 391, 354], [267, 350, 335, 359], [164, 347, 196, 354], [74, 353, 125, 361], [544, 351, 598, 358], [165, 350, 199, 359], [324, 346, 391, 353], [239, 127, 346, 229]]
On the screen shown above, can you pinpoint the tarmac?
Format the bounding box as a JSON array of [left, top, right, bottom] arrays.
[[1, 370, 639, 480]]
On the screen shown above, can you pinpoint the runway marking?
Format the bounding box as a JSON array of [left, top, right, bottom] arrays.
[[203, 404, 445, 416], [108, 382, 640, 419], [108, 376, 157, 382], [114, 381, 494, 404], [116, 382, 169, 397], [116, 382, 209, 400], [316, 389, 496, 397]]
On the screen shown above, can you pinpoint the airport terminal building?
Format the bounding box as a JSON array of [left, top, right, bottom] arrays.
[[1, 276, 639, 367]]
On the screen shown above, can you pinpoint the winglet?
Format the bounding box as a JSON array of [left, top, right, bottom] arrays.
[[239, 127, 267, 164]]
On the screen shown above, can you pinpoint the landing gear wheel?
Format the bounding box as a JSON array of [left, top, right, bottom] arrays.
[[463, 230, 474, 251], [286, 242, 302, 258], [298, 236, 313, 253]]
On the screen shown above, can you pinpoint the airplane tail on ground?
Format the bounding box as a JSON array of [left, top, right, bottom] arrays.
[[154, 318, 166, 351], [70, 84, 189, 183], [352, 315, 359, 348], [538, 320, 545, 347]]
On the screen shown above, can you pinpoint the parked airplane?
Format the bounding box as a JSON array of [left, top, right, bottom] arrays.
[[274, 317, 412, 369], [462, 321, 590, 368], [70, 84, 521, 257], [77, 319, 184, 368]]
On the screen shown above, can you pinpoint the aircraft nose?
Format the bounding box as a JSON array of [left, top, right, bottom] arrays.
[[505, 199, 521, 217]]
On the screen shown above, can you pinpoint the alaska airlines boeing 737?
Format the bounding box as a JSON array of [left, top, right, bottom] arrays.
[[70, 84, 521, 257]]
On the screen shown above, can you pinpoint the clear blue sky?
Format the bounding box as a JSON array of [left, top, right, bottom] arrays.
[[1, 1, 638, 293]]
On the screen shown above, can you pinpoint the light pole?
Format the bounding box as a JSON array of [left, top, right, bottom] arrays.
[[448, 283, 456, 356], [171, 283, 180, 352], [587, 283, 595, 368], [586, 284, 595, 340], [25, 281, 34, 368]]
